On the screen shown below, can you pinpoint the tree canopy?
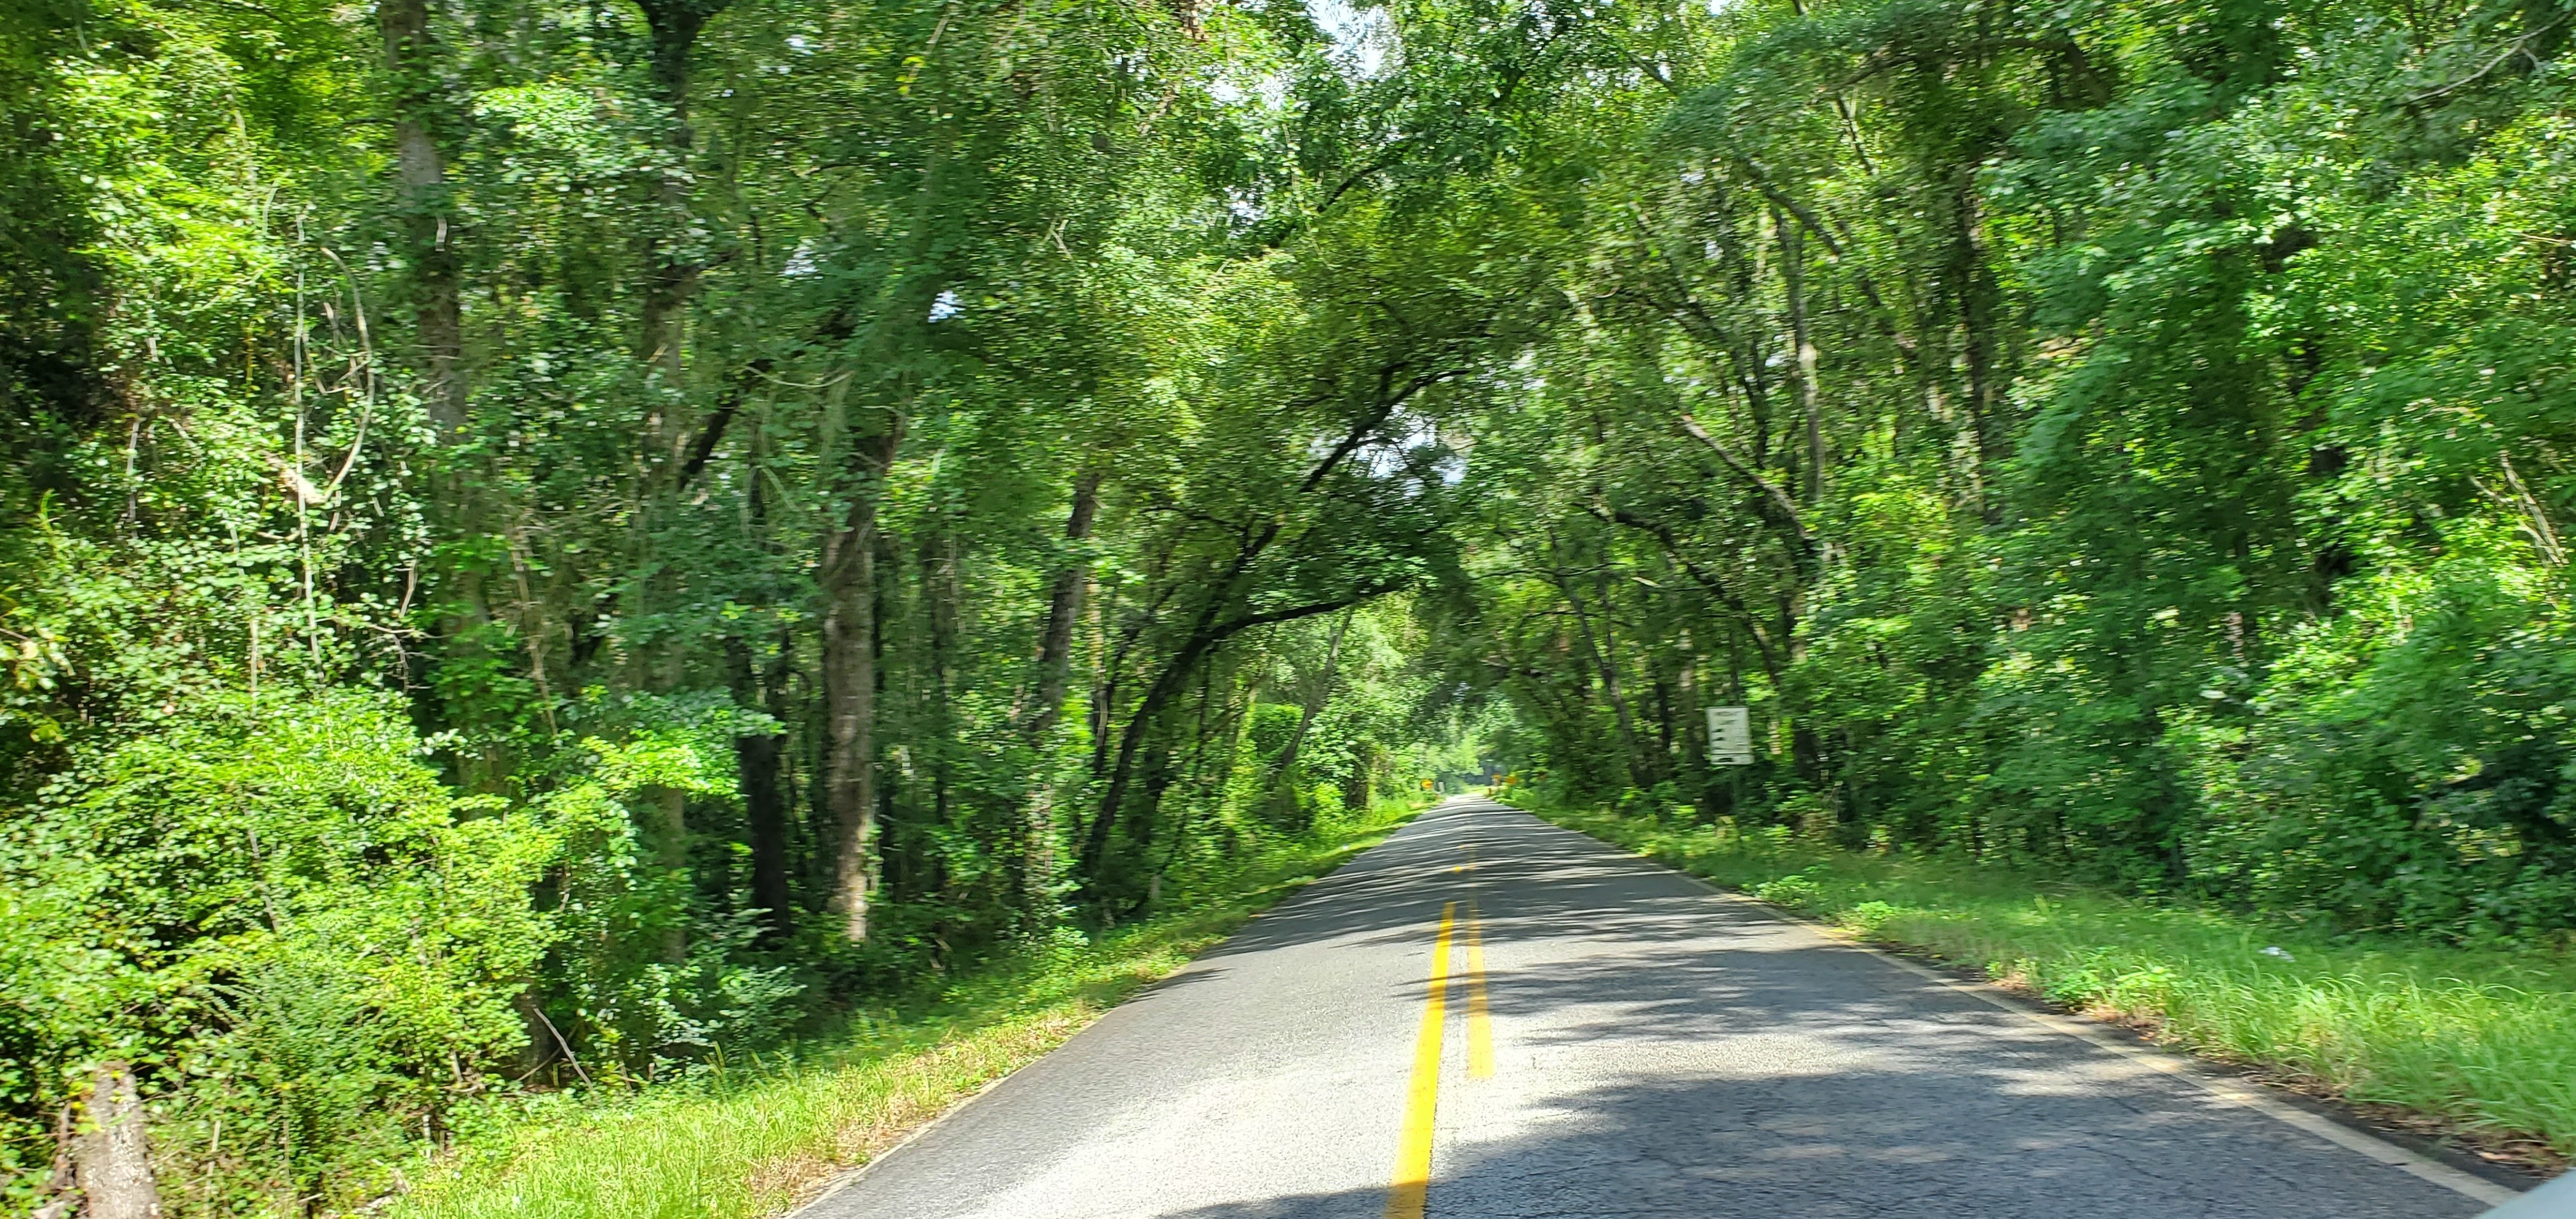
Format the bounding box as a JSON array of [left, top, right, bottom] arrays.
[[5, 0, 2574, 1207]]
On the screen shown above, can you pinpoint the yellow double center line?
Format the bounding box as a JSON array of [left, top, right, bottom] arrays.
[[1385, 902, 1454, 1219], [1386, 894, 1494, 1219]]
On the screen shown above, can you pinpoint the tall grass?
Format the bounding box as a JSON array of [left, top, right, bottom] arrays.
[[387, 802, 1425, 1219], [1535, 804, 2576, 1162]]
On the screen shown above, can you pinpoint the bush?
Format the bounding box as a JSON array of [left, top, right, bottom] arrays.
[[1752, 873, 1827, 910], [0, 689, 558, 1209]]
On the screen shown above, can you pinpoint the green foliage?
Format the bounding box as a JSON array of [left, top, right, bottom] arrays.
[[1441, 0, 2576, 948], [3, 690, 553, 1208], [533, 717, 808, 1078], [3, 0, 1485, 1207], [10, 0, 2576, 1204], [1751, 872, 1828, 911]]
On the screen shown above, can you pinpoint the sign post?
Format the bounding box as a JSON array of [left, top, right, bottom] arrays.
[[1705, 706, 1752, 766]]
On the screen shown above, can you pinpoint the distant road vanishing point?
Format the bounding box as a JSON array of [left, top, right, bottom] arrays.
[[804, 796, 2518, 1219]]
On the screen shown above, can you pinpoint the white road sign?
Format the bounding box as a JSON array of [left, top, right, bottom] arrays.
[[1705, 706, 1752, 766]]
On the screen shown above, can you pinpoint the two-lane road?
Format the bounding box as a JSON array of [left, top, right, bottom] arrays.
[[808, 798, 2507, 1218]]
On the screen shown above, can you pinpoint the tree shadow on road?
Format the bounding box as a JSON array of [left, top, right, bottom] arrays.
[[1128, 1054, 2488, 1219], [820, 802, 2501, 1219], [1151, 804, 2491, 1219]]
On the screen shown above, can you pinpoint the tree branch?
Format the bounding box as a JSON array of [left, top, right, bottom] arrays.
[[1676, 411, 1814, 548]]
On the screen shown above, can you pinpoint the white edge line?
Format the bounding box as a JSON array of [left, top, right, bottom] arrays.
[[1543, 816, 2525, 1209]]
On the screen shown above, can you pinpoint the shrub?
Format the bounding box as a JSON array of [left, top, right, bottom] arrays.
[[1, 689, 557, 1209]]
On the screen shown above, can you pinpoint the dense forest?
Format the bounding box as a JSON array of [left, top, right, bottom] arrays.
[[3, 0, 2572, 1208]]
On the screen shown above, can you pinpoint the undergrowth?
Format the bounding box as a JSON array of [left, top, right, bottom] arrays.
[[1528, 800, 2576, 1166], [383, 801, 1427, 1219]]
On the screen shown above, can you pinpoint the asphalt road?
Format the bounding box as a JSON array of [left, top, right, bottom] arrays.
[[806, 797, 2506, 1219]]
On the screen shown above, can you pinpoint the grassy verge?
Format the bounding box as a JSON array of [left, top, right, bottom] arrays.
[[386, 802, 1425, 1219], [1526, 801, 2576, 1170]]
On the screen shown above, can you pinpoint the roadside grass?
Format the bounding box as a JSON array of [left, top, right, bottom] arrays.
[[1528, 801, 2576, 1167], [386, 801, 1425, 1219]]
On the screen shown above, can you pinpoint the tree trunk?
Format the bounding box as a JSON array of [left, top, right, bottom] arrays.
[[920, 525, 960, 887], [725, 635, 794, 941], [1950, 171, 2007, 518], [378, 0, 464, 438], [1135, 737, 1179, 907], [1590, 560, 1663, 787], [1080, 387, 1418, 891], [821, 518, 878, 943], [1082, 592, 1367, 889], [73, 1064, 158, 1219], [820, 425, 901, 942], [1774, 206, 1825, 506], [1023, 471, 1103, 740], [1550, 538, 1646, 787], [379, 0, 520, 799], [631, 0, 731, 397], [650, 786, 689, 962], [1269, 606, 1354, 825], [1015, 470, 1102, 925]]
